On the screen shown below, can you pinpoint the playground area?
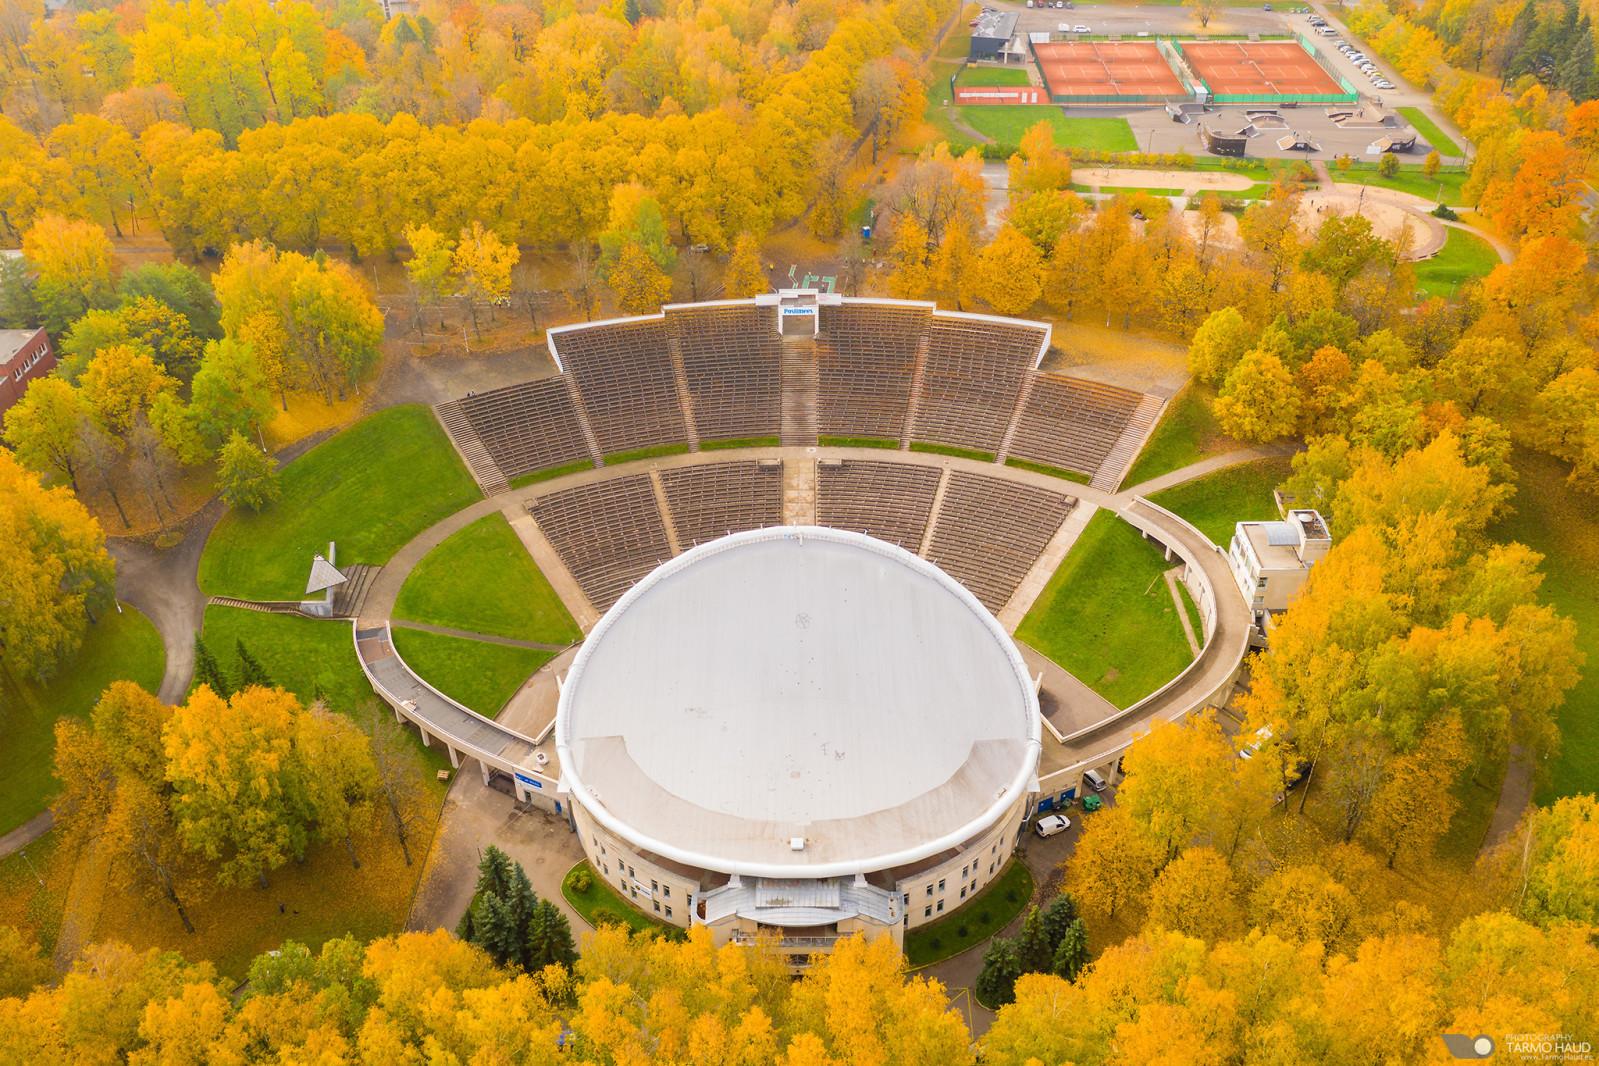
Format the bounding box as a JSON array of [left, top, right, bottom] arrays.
[[1032, 41, 1187, 102], [1180, 40, 1351, 102]]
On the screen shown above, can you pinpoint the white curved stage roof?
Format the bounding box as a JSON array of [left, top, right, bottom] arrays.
[[556, 526, 1041, 878]]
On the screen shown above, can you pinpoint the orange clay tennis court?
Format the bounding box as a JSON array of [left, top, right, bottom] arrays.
[[1181, 40, 1345, 98], [1032, 41, 1186, 100]]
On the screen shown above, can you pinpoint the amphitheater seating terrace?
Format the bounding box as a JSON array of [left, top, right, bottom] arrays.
[[529, 475, 674, 612], [1006, 373, 1145, 476], [667, 304, 783, 442], [659, 461, 784, 548], [815, 459, 942, 551], [910, 317, 1044, 453], [554, 318, 689, 456], [457, 376, 595, 478], [814, 303, 928, 440], [926, 472, 1075, 612]]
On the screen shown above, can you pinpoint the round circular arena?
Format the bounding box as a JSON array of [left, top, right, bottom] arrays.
[[556, 526, 1042, 960]]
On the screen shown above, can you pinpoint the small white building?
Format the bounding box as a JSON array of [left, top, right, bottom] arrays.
[[1227, 509, 1331, 626]]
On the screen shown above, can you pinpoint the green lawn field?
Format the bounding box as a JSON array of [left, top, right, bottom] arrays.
[[1414, 227, 1501, 298], [956, 65, 1030, 87], [562, 861, 682, 937], [1396, 106, 1463, 157], [390, 627, 551, 717], [1330, 164, 1469, 205], [904, 860, 1034, 967], [1122, 386, 1240, 489], [958, 107, 1137, 152], [1491, 451, 1599, 801], [0, 608, 165, 835], [394, 514, 581, 644], [199, 405, 481, 601], [198, 605, 451, 772], [1018, 511, 1195, 708], [1147, 457, 1293, 548]]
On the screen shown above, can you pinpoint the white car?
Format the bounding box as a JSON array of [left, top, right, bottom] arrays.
[[1034, 813, 1073, 838], [1073, 24, 1090, 32], [1238, 725, 1274, 760]]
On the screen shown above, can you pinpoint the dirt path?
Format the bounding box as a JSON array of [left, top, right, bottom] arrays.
[[1072, 167, 1256, 192]]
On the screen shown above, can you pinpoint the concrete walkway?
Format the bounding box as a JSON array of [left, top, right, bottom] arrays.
[[391, 619, 573, 653], [1118, 444, 1297, 504], [1483, 747, 1534, 853], [0, 812, 53, 860]]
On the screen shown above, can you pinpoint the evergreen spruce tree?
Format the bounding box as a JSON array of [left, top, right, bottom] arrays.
[[193, 637, 232, 696], [526, 899, 577, 971], [1039, 894, 1079, 950], [1015, 906, 1055, 975], [1051, 917, 1089, 982], [475, 845, 515, 901], [236, 639, 273, 690], [975, 936, 1024, 1008]]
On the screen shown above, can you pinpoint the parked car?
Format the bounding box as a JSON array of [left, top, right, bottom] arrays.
[[1034, 813, 1073, 838], [1072, 23, 1090, 32], [1238, 725, 1273, 760], [1083, 768, 1108, 792]]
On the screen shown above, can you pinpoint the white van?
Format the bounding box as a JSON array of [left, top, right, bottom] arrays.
[[1083, 768, 1108, 792]]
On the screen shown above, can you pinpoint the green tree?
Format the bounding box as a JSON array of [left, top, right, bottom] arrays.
[[526, 898, 577, 971], [118, 262, 222, 340], [216, 430, 281, 512], [976, 935, 1024, 1008], [1186, 305, 1255, 386], [192, 637, 232, 697], [236, 639, 272, 689], [1378, 151, 1401, 177], [189, 338, 273, 449], [2, 376, 84, 489]]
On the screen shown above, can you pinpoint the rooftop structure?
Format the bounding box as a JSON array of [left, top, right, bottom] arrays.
[[1227, 508, 1331, 619], [557, 526, 1041, 879], [0, 327, 55, 419]]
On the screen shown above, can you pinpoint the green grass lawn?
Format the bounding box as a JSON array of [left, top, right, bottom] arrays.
[[701, 436, 781, 450], [561, 860, 682, 938], [956, 65, 1030, 87], [819, 435, 899, 449], [1396, 106, 1463, 157], [0, 608, 165, 835], [1147, 457, 1292, 547], [1414, 227, 1501, 298], [1017, 511, 1195, 708], [1491, 451, 1599, 801], [390, 627, 550, 717], [909, 441, 996, 462], [958, 108, 1137, 152], [604, 443, 691, 465], [199, 405, 481, 601], [1122, 385, 1240, 489], [199, 605, 451, 773], [394, 514, 581, 644], [509, 459, 593, 488], [1330, 164, 1469, 205], [1004, 457, 1092, 484], [905, 860, 1034, 967]]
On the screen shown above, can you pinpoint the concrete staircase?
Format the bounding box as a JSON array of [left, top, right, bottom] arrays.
[[782, 458, 816, 525], [917, 468, 952, 558], [1090, 394, 1166, 493], [780, 337, 819, 447], [205, 596, 305, 615], [434, 401, 509, 497], [562, 375, 606, 467], [899, 334, 932, 449], [995, 371, 1038, 464], [330, 564, 378, 618], [664, 334, 702, 451]]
